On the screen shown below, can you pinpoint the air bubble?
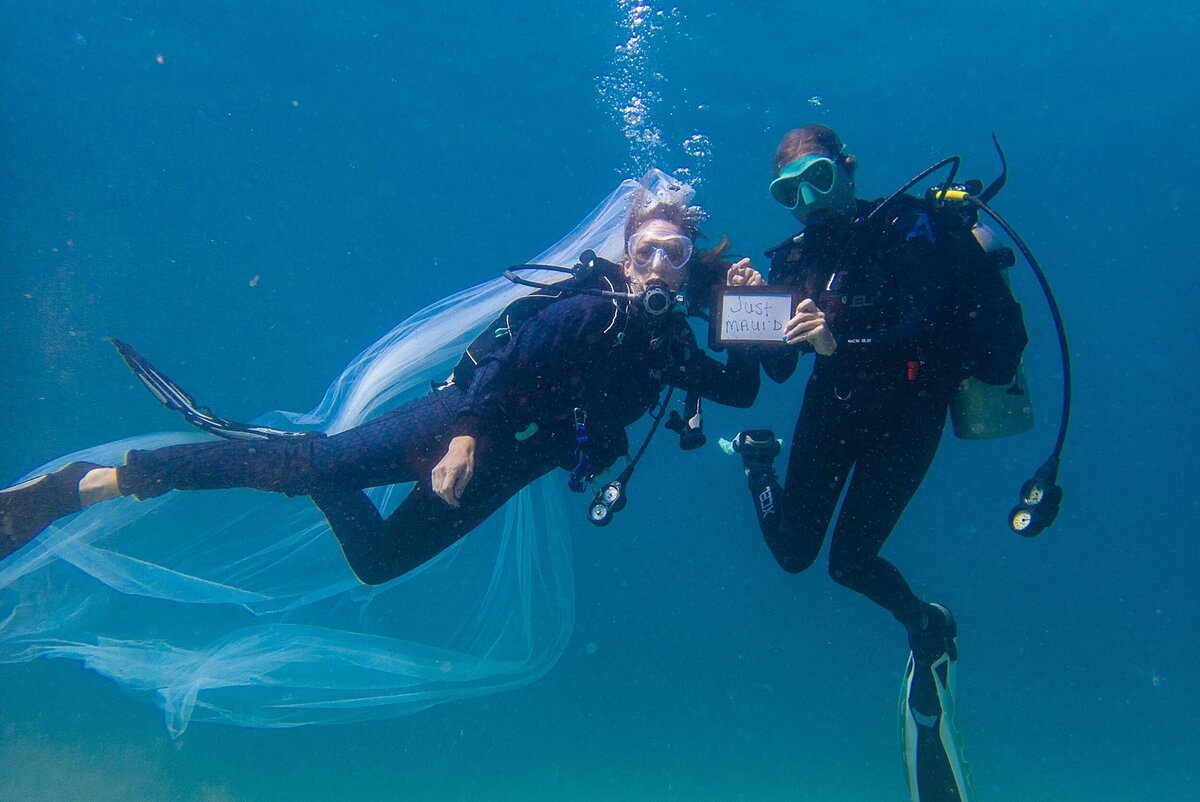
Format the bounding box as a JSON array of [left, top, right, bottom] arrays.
[[682, 133, 712, 159]]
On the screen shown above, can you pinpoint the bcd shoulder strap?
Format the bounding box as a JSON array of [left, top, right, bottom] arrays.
[[449, 257, 626, 389]]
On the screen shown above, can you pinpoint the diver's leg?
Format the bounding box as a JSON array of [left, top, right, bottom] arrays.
[[317, 451, 549, 585], [1, 392, 449, 558], [326, 486, 504, 585], [816, 391, 969, 801], [827, 397, 972, 799], [732, 429, 783, 533], [763, 379, 854, 573], [79, 468, 120, 505], [825, 395, 947, 636], [117, 392, 449, 500]]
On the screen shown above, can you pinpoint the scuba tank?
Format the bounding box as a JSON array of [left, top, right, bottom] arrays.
[[950, 370, 1034, 440], [869, 136, 1071, 536], [948, 224, 1035, 440]]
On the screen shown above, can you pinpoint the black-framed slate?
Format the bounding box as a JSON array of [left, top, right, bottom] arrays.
[[713, 286, 803, 347]]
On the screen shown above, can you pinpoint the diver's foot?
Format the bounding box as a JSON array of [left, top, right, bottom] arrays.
[[732, 429, 780, 475], [900, 639, 972, 800], [908, 602, 959, 665], [0, 461, 101, 559]]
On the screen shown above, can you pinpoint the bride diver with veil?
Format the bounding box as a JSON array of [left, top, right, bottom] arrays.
[[0, 169, 759, 735]]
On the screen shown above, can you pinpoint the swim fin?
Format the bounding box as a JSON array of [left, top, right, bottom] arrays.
[[899, 646, 974, 802], [0, 461, 100, 560], [110, 338, 315, 442]]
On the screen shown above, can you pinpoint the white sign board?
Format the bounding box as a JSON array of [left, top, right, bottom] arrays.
[[715, 289, 799, 346]]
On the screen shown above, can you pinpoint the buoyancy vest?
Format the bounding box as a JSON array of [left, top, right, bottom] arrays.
[[449, 257, 627, 390], [767, 195, 1028, 386]]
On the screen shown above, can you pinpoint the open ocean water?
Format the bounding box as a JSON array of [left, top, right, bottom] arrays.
[[1, 1, 1196, 800]]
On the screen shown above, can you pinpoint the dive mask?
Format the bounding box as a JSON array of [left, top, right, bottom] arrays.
[[626, 231, 694, 272], [769, 154, 840, 213]]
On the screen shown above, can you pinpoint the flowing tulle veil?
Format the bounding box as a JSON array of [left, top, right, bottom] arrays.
[[0, 169, 693, 736]]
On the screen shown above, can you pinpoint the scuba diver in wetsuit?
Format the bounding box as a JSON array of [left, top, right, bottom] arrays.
[[729, 125, 1028, 802], [0, 184, 760, 585]]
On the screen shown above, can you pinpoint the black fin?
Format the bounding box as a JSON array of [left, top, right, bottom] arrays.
[[109, 339, 316, 441], [900, 651, 973, 802]]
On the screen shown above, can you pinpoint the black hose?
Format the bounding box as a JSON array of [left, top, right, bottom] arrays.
[[979, 133, 1008, 205], [866, 156, 962, 222], [860, 149, 1068, 471], [614, 386, 677, 484], [965, 196, 1072, 473], [503, 264, 579, 291]]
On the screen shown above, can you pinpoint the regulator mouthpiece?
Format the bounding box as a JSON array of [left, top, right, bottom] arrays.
[[640, 284, 680, 316]]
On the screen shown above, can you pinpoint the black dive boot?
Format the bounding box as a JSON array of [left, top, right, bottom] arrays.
[[0, 461, 102, 560], [909, 602, 958, 664], [732, 429, 780, 474], [905, 603, 959, 727]]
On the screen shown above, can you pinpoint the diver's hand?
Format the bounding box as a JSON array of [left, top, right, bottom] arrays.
[[432, 435, 475, 507], [785, 298, 837, 356], [726, 258, 764, 287]]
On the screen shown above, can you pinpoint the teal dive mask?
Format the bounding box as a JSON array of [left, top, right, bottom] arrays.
[[769, 154, 839, 213]]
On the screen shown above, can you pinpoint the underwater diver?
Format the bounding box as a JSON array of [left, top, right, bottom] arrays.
[[730, 125, 1029, 802], [0, 183, 759, 586]]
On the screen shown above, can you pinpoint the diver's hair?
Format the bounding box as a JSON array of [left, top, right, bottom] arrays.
[[684, 234, 734, 315], [691, 234, 733, 283], [623, 189, 700, 242], [773, 125, 854, 175]]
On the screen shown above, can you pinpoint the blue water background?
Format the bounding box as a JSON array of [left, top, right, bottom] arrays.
[[2, 1, 1196, 799]]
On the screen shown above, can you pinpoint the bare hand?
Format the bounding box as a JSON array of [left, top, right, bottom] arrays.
[[431, 435, 476, 507], [726, 258, 764, 287], [784, 298, 837, 356]]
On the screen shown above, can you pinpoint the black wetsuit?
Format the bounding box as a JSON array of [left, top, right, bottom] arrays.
[[754, 199, 1025, 633], [118, 293, 759, 584]]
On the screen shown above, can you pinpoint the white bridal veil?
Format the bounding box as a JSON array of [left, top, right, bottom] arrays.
[[0, 169, 695, 737]]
